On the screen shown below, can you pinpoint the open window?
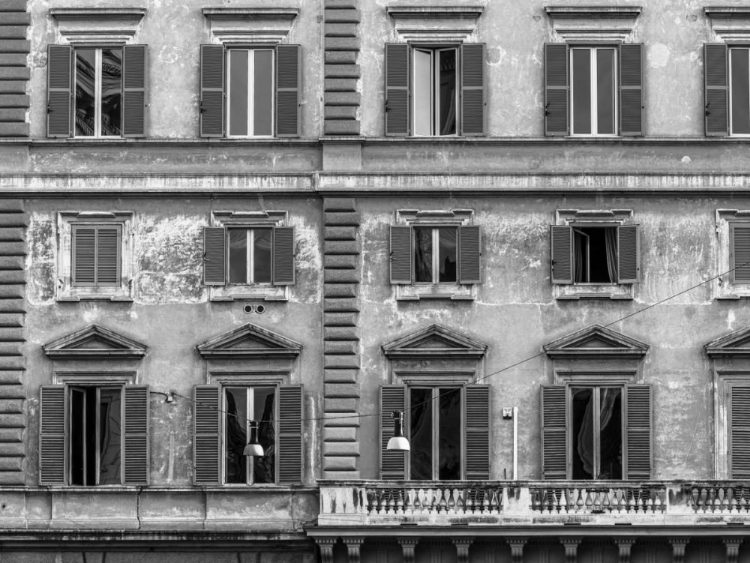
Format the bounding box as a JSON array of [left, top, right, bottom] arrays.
[[704, 44, 750, 136]]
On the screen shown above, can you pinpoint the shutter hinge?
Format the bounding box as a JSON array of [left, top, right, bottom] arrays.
[[200, 102, 206, 114]]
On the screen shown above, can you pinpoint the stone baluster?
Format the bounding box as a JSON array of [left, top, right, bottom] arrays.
[[669, 538, 688, 563], [404, 488, 414, 515], [447, 488, 457, 514], [615, 539, 636, 563], [724, 539, 742, 563], [465, 489, 475, 515], [559, 489, 568, 513], [344, 538, 365, 563], [575, 489, 585, 513], [490, 489, 500, 515], [699, 488, 708, 512], [507, 538, 527, 563], [584, 490, 593, 513], [560, 538, 581, 563], [453, 538, 474, 563], [398, 539, 419, 563], [482, 490, 491, 514], [439, 488, 449, 513], [316, 538, 338, 563], [602, 489, 611, 513], [396, 490, 404, 515]]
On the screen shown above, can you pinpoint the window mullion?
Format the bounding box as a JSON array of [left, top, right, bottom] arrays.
[[590, 49, 598, 136], [248, 50, 254, 137], [95, 49, 102, 138], [247, 230, 253, 284]]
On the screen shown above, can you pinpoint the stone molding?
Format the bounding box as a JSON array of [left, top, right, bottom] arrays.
[[43, 324, 148, 360], [324, 0, 360, 135], [387, 5, 483, 41], [196, 322, 303, 360], [544, 324, 650, 360], [545, 5, 641, 42], [50, 8, 147, 44], [202, 7, 299, 44], [0, 0, 29, 137]]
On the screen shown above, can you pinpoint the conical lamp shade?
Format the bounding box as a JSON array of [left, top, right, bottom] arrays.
[[386, 411, 410, 451], [243, 420, 264, 457]]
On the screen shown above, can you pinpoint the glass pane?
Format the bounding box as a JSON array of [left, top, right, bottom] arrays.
[[413, 49, 432, 135], [438, 388, 461, 480], [253, 387, 276, 484], [438, 227, 457, 282], [599, 388, 622, 480], [98, 387, 122, 485], [731, 49, 750, 134], [225, 388, 248, 484], [229, 50, 249, 136], [414, 227, 433, 283], [253, 50, 274, 136], [596, 49, 615, 135], [228, 229, 248, 284], [253, 228, 272, 284], [75, 49, 97, 137], [572, 49, 591, 135], [70, 388, 86, 485], [100, 49, 122, 136], [410, 388, 433, 480], [438, 50, 457, 135], [571, 387, 594, 480]]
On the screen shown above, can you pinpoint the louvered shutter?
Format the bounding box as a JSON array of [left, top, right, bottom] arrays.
[[122, 45, 147, 138], [203, 227, 226, 286], [193, 385, 221, 484], [39, 386, 66, 485], [541, 385, 567, 480], [272, 227, 295, 286], [461, 43, 485, 136], [47, 45, 72, 138], [123, 385, 149, 484], [464, 385, 490, 480], [278, 385, 303, 484], [96, 227, 121, 286], [276, 45, 301, 137], [380, 385, 407, 480], [200, 45, 225, 138], [617, 225, 640, 283], [705, 44, 729, 137], [390, 226, 412, 284], [544, 43, 569, 136], [550, 225, 573, 284], [730, 385, 750, 479], [458, 225, 481, 284], [72, 226, 96, 286], [731, 224, 750, 283], [385, 44, 410, 136], [619, 44, 644, 136], [625, 384, 652, 480]]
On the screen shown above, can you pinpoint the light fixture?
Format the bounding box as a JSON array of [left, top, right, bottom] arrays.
[[165, 390, 175, 404], [387, 411, 410, 451], [243, 420, 265, 457]]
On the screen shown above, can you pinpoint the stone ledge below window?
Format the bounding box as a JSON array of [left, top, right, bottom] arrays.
[[555, 284, 634, 300], [396, 284, 475, 301]]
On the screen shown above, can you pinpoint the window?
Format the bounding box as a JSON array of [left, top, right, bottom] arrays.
[[227, 49, 274, 137], [228, 228, 273, 285], [74, 48, 122, 137], [414, 227, 458, 283], [713, 211, 750, 299], [71, 224, 121, 287], [412, 48, 458, 136], [570, 386, 622, 480], [224, 386, 276, 484], [705, 44, 750, 136], [571, 47, 616, 136]]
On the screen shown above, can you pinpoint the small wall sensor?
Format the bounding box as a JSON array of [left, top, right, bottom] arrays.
[[502, 407, 513, 419]]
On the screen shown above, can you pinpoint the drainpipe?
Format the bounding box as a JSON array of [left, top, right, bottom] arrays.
[[513, 407, 519, 480]]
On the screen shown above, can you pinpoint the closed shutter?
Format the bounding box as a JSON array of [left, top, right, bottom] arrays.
[[385, 44, 410, 136], [464, 385, 490, 480], [200, 45, 225, 138], [72, 226, 121, 287], [47, 45, 72, 138], [458, 225, 481, 284], [460, 43, 485, 136], [731, 224, 750, 283], [380, 385, 406, 480], [72, 226, 96, 286], [625, 384, 652, 480], [123, 385, 149, 484], [203, 227, 226, 286], [390, 226, 412, 284], [193, 385, 221, 484], [550, 225, 573, 284], [541, 385, 567, 480], [276, 45, 301, 137], [39, 386, 66, 485], [544, 43, 569, 136], [617, 225, 640, 283], [278, 385, 303, 484], [619, 44, 644, 136], [122, 45, 147, 137], [730, 385, 750, 479], [705, 44, 729, 137], [272, 227, 295, 286], [96, 227, 121, 286]]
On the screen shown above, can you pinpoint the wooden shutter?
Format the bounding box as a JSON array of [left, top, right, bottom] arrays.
[[123, 385, 149, 484], [278, 385, 303, 484], [541, 385, 567, 480], [380, 385, 406, 480], [72, 226, 121, 287], [619, 44, 644, 136], [122, 45, 147, 137], [385, 44, 410, 136], [550, 225, 573, 284], [390, 226, 412, 284], [203, 227, 226, 286], [624, 384, 652, 480], [730, 385, 750, 479], [544, 43, 569, 136], [272, 226, 295, 286], [705, 44, 729, 137], [72, 226, 96, 286], [47, 45, 72, 138], [39, 386, 66, 485], [617, 225, 640, 283], [458, 225, 481, 284], [731, 224, 750, 283], [464, 385, 490, 480], [193, 385, 221, 484], [200, 45, 225, 138], [96, 227, 121, 285], [276, 44, 301, 137], [461, 43, 485, 136]]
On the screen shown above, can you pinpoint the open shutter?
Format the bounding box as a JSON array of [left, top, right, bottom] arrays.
[[385, 44, 410, 136], [619, 44, 644, 136], [380, 385, 407, 480], [625, 384, 652, 480], [193, 385, 221, 484], [200, 45, 225, 138], [276, 44, 301, 137], [390, 226, 412, 284], [730, 385, 750, 479], [458, 225, 481, 284], [544, 43, 569, 136], [550, 225, 573, 284], [731, 224, 750, 283], [122, 45, 147, 137], [705, 44, 729, 137], [541, 385, 567, 480], [203, 227, 226, 286], [96, 227, 121, 285], [617, 225, 640, 283], [460, 43, 485, 136], [272, 226, 295, 286], [278, 385, 303, 484], [465, 385, 490, 480], [47, 45, 72, 138], [123, 385, 149, 484], [39, 386, 66, 485]]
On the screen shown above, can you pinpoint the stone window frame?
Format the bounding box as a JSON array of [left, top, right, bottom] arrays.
[[714, 209, 750, 299]]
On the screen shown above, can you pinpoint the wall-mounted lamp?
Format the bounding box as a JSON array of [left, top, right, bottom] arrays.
[[243, 420, 265, 457], [165, 390, 176, 404], [387, 411, 410, 451]]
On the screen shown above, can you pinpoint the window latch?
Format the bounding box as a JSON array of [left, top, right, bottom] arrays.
[[199, 102, 206, 114], [544, 102, 550, 116], [47, 103, 51, 114]]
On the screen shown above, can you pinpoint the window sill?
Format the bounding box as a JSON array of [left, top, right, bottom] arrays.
[[209, 288, 289, 302], [396, 284, 475, 301], [57, 295, 134, 303], [555, 284, 633, 300]]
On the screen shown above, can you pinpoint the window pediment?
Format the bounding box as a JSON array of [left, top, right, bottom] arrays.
[[386, 5, 483, 42], [544, 5, 641, 43], [382, 324, 487, 359], [544, 324, 648, 360], [197, 323, 302, 360], [706, 326, 750, 358], [706, 7, 750, 42], [50, 8, 147, 44], [43, 324, 147, 360], [202, 7, 299, 44]]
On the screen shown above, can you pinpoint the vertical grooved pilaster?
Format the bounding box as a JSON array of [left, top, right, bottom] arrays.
[[0, 0, 29, 137], [324, 0, 360, 135]]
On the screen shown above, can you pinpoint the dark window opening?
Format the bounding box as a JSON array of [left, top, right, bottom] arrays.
[[75, 48, 122, 137], [413, 48, 457, 136], [571, 386, 622, 480], [409, 387, 461, 480], [224, 387, 276, 484], [414, 227, 458, 284], [573, 227, 618, 284], [228, 228, 273, 285]]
